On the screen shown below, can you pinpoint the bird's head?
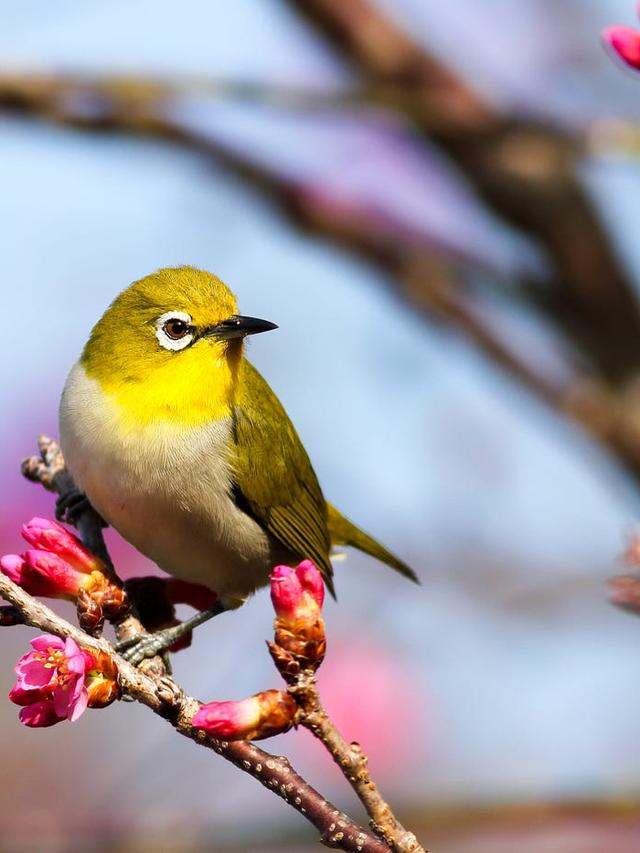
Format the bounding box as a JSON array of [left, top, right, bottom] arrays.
[[81, 266, 277, 426]]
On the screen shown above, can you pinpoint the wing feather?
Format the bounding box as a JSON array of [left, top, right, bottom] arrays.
[[229, 361, 335, 594]]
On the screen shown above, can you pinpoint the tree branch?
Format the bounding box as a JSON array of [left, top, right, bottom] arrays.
[[292, 670, 422, 853], [0, 570, 392, 851], [12, 436, 420, 852]]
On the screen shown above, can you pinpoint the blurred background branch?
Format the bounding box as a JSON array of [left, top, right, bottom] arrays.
[[5, 67, 640, 485]]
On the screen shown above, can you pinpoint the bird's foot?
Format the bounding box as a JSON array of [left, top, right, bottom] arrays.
[[56, 489, 104, 526], [116, 628, 181, 667], [115, 601, 226, 666]]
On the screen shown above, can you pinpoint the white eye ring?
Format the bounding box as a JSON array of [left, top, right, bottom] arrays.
[[155, 311, 194, 351]]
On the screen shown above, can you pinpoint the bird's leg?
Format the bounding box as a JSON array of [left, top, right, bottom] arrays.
[[56, 489, 105, 527], [115, 601, 226, 666]]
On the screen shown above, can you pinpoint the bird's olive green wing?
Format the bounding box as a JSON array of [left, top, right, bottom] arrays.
[[229, 361, 335, 595]]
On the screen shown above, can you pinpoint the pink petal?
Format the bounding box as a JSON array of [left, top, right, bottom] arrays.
[[270, 565, 304, 620], [31, 634, 64, 652], [68, 670, 87, 707], [192, 697, 259, 737], [9, 682, 50, 706], [63, 637, 85, 669], [0, 554, 26, 583], [23, 550, 85, 597], [21, 517, 99, 573], [52, 681, 74, 718], [19, 699, 63, 728], [67, 687, 89, 722], [15, 655, 53, 690], [81, 650, 96, 670], [295, 560, 325, 609]]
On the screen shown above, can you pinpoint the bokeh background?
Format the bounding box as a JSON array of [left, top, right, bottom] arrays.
[[3, 1, 640, 850]]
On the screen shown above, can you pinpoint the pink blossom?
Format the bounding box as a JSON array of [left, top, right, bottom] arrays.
[[10, 634, 92, 726], [603, 25, 640, 71], [270, 560, 324, 626], [21, 517, 102, 573], [1, 550, 88, 599], [192, 690, 297, 741]]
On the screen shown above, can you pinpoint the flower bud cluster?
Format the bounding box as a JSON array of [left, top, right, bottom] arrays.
[[269, 559, 326, 679], [192, 560, 327, 741], [1, 517, 128, 634]]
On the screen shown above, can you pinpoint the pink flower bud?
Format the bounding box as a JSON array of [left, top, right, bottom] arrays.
[[1, 551, 84, 599], [84, 650, 120, 708], [192, 690, 298, 741], [23, 550, 88, 598], [603, 25, 640, 71], [270, 561, 326, 672], [295, 559, 325, 609], [270, 560, 324, 627], [21, 517, 102, 573], [0, 554, 27, 585]]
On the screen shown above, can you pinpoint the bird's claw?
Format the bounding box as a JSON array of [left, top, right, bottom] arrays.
[[56, 490, 103, 526], [115, 629, 180, 667]]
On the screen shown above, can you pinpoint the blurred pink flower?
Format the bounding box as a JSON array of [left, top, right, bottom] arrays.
[[11, 634, 92, 727], [192, 690, 297, 741], [309, 639, 430, 778], [603, 25, 640, 71]]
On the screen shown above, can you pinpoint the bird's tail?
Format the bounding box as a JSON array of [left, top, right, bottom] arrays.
[[327, 503, 419, 583]]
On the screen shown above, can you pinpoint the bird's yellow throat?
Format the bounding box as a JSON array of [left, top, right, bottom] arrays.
[[82, 340, 242, 429]]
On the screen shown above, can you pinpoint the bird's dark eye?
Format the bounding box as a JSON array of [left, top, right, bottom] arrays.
[[163, 318, 189, 340]]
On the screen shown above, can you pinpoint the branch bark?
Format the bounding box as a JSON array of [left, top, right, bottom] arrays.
[[292, 670, 422, 853]]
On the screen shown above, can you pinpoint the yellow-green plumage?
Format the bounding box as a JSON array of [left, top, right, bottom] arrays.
[[59, 266, 417, 608]]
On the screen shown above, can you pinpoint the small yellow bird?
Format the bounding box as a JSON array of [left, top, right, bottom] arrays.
[[59, 267, 417, 661]]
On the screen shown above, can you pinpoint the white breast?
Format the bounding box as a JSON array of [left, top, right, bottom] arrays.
[[59, 363, 285, 605]]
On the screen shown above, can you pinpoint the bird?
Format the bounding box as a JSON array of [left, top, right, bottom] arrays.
[[59, 266, 417, 662]]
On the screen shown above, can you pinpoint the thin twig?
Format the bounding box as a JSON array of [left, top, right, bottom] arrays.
[[292, 670, 423, 853]]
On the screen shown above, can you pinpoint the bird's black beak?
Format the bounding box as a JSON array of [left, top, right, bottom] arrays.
[[207, 315, 278, 340]]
